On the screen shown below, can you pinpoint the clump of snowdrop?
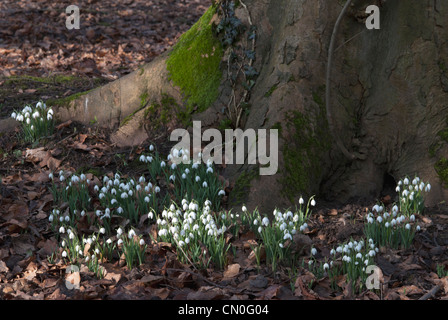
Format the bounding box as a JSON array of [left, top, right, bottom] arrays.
[[11, 100, 54, 143], [395, 175, 430, 216], [248, 197, 315, 272], [364, 203, 420, 249], [156, 199, 230, 269], [116, 227, 147, 270], [139, 146, 226, 211], [308, 238, 378, 293]]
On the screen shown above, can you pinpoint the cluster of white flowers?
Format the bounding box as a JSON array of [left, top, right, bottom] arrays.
[[254, 207, 309, 244], [11, 101, 54, 133], [333, 238, 377, 269], [157, 199, 227, 246], [395, 176, 431, 216], [366, 203, 420, 231], [139, 147, 225, 205]]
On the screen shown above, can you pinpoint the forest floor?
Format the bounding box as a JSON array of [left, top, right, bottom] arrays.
[[1, 0, 448, 301]]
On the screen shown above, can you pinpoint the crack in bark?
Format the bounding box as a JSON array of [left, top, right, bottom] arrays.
[[326, 0, 357, 161]]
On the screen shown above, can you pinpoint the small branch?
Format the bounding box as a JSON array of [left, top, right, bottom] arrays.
[[419, 284, 442, 300]]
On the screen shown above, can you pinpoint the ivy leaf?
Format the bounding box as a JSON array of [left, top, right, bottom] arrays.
[[244, 50, 256, 60], [244, 65, 259, 78]]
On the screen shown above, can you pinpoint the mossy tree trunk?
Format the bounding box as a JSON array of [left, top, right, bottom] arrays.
[[55, 0, 448, 213]]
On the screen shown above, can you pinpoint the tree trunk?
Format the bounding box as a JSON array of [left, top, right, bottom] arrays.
[[54, 0, 448, 213]]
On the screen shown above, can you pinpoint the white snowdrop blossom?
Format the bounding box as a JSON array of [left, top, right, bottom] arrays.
[[262, 217, 269, 226]]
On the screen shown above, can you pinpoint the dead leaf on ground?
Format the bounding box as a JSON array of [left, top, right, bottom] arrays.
[[223, 263, 240, 280]]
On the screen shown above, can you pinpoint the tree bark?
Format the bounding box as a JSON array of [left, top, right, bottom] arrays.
[[54, 0, 448, 213]]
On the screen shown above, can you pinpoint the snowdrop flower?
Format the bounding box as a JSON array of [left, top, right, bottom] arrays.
[[395, 185, 400, 192], [128, 229, 136, 239], [311, 248, 317, 256], [368, 250, 376, 257], [299, 197, 304, 205], [69, 232, 75, 240], [367, 217, 374, 224], [182, 173, 187, 179], [242, 205, 247, 213], [99, 227, 106, 234], [139, 155, 146, 162], [258, 226, 262, 233], [155, 186, 160, 193], [402, 190, 409, 197], [117, 239, 123, 246], [262, 217, 269, 226], [11, 112, 17, 119], [330, 249, 335, 256], [377, 216, 383, 223], [323, 263, 329, 270], [158, 229, 168, 237], [299, 222, 308, 232], [149, 144, 154, 151], [425, 183, 431, 192], [117, 227, 123, 236], [62, 251, 67, 258], [139, 239, 145, 246], [202, 181, 208, 188], [218, 189, 226, 196], [61, 240, 66, 247], [416, 225, 421, 231], [284, 233, 292, 241], [311, 199, 316, 206], [59, 226, 65, 234], [410, 214, 415, 222], [195, 176, 200, 182], [405, 223, 411, 230], [385, 222, 390, 228], [403, 177, 409, 185], [160, 161, 166, 168]]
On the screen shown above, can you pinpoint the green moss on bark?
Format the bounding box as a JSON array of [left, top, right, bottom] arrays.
[[435, 158, 448, 188], [166, 5, 223, 114], [280, 87, 331, 201]]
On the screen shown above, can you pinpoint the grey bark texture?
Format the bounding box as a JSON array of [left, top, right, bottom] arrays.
[[53, 0, 448, 214]]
